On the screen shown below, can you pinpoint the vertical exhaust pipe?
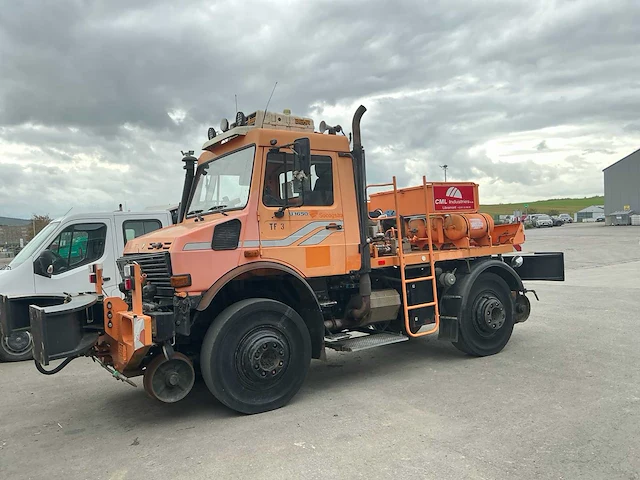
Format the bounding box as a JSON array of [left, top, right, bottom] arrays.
[[177, 151, 198, 223], [350, 106, 372, 319]]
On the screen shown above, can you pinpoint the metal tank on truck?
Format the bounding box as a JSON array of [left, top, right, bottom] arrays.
[[2, 106, 565, 414]]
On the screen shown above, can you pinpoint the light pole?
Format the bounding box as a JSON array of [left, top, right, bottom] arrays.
[[440, 164, 449, 182]]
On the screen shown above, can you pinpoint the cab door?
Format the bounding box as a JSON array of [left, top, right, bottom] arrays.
[[257, 149, 347, 276], [34, 219, 115, 295]]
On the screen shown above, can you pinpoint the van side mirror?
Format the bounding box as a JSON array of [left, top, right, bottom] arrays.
[[34, 251, 54, 278]]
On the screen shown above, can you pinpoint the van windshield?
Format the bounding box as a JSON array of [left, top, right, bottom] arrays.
[[186, 145, 255, 217], [7, 221, 60, 269]]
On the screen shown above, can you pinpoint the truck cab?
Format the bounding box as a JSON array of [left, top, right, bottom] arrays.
[[0, 209, 174, 361]]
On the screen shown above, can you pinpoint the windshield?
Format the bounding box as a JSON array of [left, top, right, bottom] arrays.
[[7, 221, 60, 269], [186, 145, 255, 217]]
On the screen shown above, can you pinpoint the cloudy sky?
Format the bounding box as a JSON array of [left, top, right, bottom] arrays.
[[1, 0, 639, 219]]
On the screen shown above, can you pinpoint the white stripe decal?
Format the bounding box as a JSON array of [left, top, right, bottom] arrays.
[[182, 242, 211, 251], [242, 221, 344, 248], [183, 221, 344, 250]]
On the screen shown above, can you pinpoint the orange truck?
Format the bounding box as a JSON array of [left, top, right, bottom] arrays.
[[0, 106, 564, 414]]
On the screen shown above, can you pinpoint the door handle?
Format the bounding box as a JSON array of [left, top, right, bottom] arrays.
[[325, 223, 343, 230]]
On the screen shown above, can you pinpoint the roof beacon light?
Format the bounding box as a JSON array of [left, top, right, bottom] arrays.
[[207, 127, 217, 140], [236, 111, 246, 126]]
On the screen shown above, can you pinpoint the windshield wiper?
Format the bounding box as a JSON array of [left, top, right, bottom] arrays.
[[208, 205, 228, 216], [187, 209, 204, 221]]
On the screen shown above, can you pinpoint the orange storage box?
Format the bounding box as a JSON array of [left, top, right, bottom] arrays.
[[368, 182, 479, 216]]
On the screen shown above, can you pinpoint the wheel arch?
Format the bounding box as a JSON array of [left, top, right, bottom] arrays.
[[195, 261, 324, 359], [438, 258, 523, 342]]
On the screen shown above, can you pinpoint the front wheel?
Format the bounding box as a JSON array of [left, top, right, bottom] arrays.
[[452, 273, 515, 357], [200, 298, 311, 414], [0, 331, 33, 362]]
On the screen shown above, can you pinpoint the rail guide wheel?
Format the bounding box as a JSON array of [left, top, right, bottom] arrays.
[[143, 351, 195, 403]]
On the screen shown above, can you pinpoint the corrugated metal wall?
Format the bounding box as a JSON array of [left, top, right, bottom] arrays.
[[604, 149, 640, 215]]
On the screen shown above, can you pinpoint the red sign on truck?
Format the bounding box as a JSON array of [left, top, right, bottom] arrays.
[[433, 185, 476, 211]]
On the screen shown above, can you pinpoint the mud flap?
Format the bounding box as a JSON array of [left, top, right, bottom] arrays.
[[29, 294, 103, 366]]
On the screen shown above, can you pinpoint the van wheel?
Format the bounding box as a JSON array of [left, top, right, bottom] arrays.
[[452, 273, 515, 357], [0, 332, 33, 362], [200, 298, 311, 414]]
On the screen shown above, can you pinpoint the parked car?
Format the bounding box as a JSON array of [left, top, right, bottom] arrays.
[[534, 214, 553, 227], [558, 213, 573, 223], [551, 216, 564, 226], [596, 215, 605, 222]]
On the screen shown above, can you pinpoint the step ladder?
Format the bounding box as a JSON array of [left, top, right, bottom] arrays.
[[369, 176, 441, 338], [325, 332, 409, 352]]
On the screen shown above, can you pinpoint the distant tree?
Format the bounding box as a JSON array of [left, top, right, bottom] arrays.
[[548, 209, 560, 216], [528, 207, 539, 214], [27, 214, 52, 241]]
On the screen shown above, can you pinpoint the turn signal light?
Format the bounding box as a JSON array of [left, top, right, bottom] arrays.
[[123, 278, 133, 290], [170, 274, 192, 288]]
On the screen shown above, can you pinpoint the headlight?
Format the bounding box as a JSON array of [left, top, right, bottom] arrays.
[[511, 255, 524, 268]]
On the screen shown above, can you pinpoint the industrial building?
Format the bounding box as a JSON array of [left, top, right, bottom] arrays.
[[603, 148, 640, 225], [575, 205, 604, 222]]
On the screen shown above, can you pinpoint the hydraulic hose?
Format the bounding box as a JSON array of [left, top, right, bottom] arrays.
[[34, 356, 78, 375]]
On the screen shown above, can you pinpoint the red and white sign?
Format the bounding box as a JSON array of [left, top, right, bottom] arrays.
[[433, 185, 476, 211]]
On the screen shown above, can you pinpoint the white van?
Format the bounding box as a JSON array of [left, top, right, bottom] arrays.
[[0, 209, 175, 361]]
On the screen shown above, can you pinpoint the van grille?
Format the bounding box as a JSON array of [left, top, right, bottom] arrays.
[[117, 252, 173, 297]]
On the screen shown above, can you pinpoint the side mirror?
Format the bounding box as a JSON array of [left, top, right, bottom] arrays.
[[34, 251, 54, 278], [293, 137, 311, 176]]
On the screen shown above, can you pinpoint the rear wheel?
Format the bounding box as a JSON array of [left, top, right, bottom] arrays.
[[452, 273, 515, 356], [0, 331, 33, 362], [200, 298, 311, 414]]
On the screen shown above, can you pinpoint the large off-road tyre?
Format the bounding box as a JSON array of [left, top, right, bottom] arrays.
[[0, 331, 33, 362], [200, 298, 311, 414], [452, 273, 515, 357]]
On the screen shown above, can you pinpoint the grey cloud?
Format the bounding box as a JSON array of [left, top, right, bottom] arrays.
[[1, 0, 639, 217]]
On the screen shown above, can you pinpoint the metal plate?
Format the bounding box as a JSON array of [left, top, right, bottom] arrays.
[[325, 332, 408, 352]]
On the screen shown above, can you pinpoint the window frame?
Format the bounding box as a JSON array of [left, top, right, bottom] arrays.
[[122, 219, 163, 247], [262, 153, 335, 208], [46, 222, 108, 275], [185, 143, 257, 219]]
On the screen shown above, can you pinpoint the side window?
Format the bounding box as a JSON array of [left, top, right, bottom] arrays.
[[45, 223, 107, 274], [123, 219, 163, 245], [262, 153, 333, 207]]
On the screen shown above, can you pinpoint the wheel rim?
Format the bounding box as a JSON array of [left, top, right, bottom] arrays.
[[472, 294, 506, 338], [144, 352, 195, 403], [3, 332, 32, 355], [236, 326, 290, 390]]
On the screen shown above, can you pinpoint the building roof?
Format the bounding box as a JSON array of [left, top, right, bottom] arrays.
[[608, 210, 635, 216], [577, 205, 605, 213], [603, 147, 640, 172]]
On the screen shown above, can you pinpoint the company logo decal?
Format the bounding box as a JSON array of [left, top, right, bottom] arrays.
[[446, 187, 463, 199], [433, 185, 476, 211]]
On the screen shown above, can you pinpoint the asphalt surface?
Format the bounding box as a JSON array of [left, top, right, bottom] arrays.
[[1, 223, 639, 480]]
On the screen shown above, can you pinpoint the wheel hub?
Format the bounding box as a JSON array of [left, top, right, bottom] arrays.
[[3, 331, 32, 354], [237, 328, 290, 385], [475, 295, 506, 331]]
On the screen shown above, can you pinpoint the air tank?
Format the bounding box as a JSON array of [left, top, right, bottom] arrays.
[[442, 213, 494, 241]]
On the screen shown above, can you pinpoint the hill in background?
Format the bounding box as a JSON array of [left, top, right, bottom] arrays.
[[480, 196, 604, 216], [0, 216, 30, 226]]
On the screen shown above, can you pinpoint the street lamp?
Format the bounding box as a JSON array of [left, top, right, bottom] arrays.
[[440, 164, 449, 182]]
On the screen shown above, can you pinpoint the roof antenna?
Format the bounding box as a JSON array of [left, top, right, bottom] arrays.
[[235, 94, 238, 115], [260, 81, 278, 128]]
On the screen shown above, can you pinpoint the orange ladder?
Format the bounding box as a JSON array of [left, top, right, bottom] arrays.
[[367, 176, 441, 338]]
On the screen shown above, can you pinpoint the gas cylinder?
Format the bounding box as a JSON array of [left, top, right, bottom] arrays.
[[443, 213, 494, 241]]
